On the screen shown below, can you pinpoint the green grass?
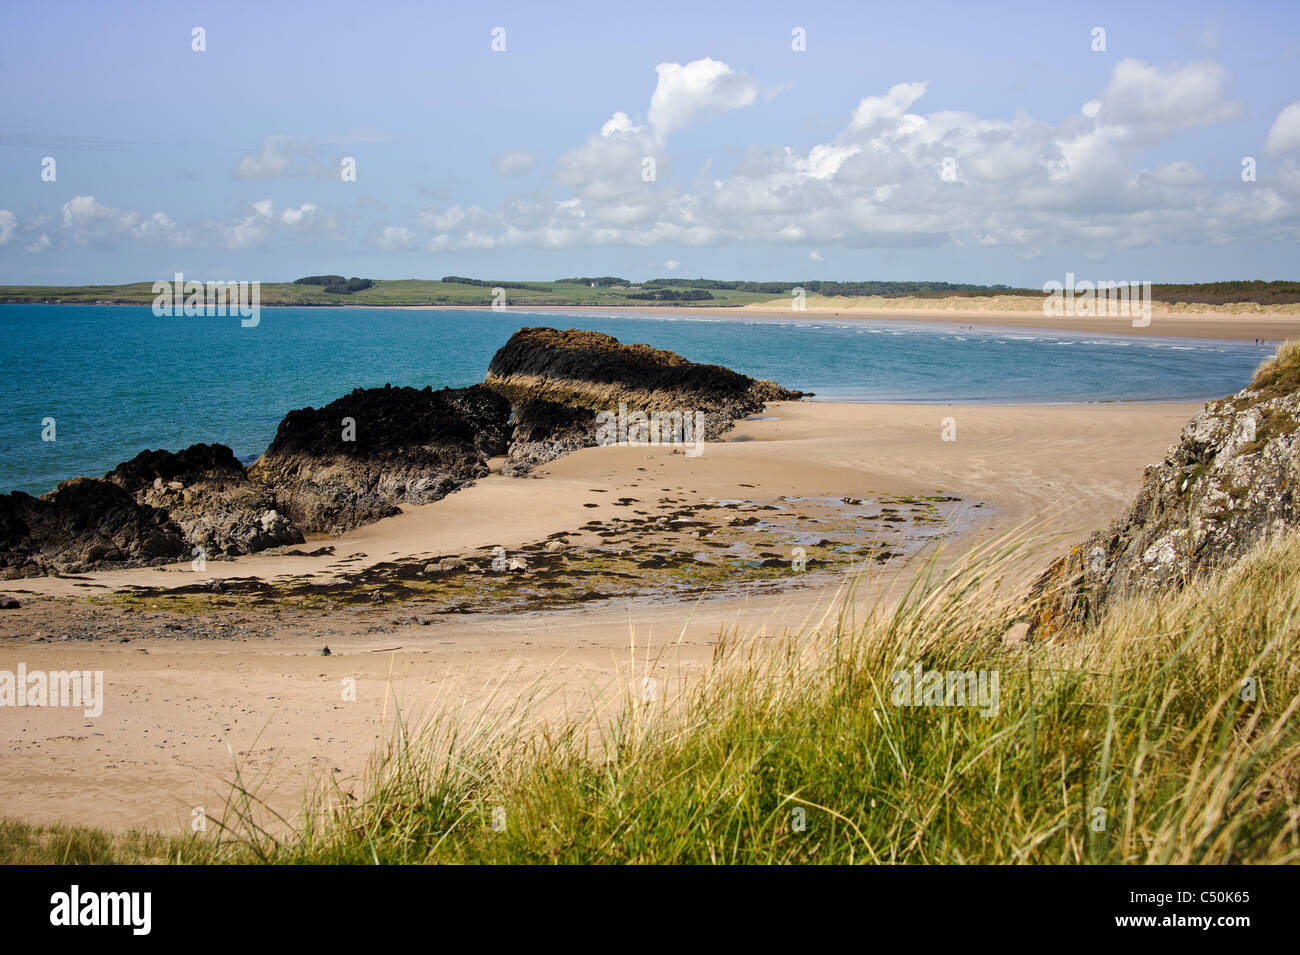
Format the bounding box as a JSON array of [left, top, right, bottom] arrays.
[[7, 278, 1300, 309], [5, 528, 1299, 864], [0, 279, 775, 308]]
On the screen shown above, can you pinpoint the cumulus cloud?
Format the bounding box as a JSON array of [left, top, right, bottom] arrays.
[[0, 210, 15, 244], [1091, 59, 1241, 144], [1265, 102, 1300, 157], [647, 58, 763, 138], [60, 195, 191, 246], [7, 57, 1293, 264], [223, 199, 275, 249], [406, 57, 1293, 258], [851, 81, 927, 129]]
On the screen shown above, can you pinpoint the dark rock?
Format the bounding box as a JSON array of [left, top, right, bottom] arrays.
[[485, 328, 802, 470], [107, 444, 303, 558], [0, 477, 187, 578], [501, 399, 599, 476], [249, 384, 511, 535]]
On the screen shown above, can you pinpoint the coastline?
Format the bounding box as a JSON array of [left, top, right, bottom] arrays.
[[0, 398, 1199, 831], [11, 297, 1298, 341], [388, 302, 1300, 342]]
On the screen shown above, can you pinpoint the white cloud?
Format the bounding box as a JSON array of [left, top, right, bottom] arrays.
[[374, 225, 419, 250], [1265, 102, 1300, 157], [280, 203, 317, 226], [25, 233, 51, 253], [234, 133, 377, 180], [647, 58, 762, 138], [663, 259, 681, 270], [1091, 59, 1241, 144], [130, 211, 191, 246], [223, 199, 275, 249], [407, 57, 1293, 257], [0, 210, 15, 244], [810, 249, 824, 262], [494, 149, 537, 177], [601, 112, 643, 137], [851, 81, 927, 128], [62, 195, 135, 231]]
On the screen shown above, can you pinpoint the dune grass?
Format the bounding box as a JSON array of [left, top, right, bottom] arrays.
[[4, 529, 1299, 865]]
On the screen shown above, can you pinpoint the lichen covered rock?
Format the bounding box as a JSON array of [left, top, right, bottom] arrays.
[[1029, 343, 1300, 637]]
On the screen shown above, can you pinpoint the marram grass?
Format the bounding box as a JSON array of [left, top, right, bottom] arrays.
[[4, 528, 1298, 864]]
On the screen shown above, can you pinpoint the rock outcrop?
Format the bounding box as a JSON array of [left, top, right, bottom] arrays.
[[486, 327, 802, 474], [0, 477, 186, 578], [501, 399, 600, 478], [1, 328, 803, 574], [107, 444, 303, 557], [0, 443, 303, 578], [249, 384, 511, 535], [1029, 342, 1300, 637]]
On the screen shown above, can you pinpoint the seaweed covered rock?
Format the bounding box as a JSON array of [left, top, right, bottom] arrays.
[[485, 327, 802, 472], [1029, 342, 1300, 637], [249, 384, 511, 535]]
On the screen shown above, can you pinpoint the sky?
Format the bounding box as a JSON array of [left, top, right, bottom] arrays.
[[1, 0, 1299, 287]]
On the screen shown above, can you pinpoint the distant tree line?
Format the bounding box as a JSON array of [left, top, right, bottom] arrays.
[[626, 288, 714, 301], [440, 276, 551, 290], [294, 275, 375, 294], [555, 276, 631, 286], [1148, 281, 1300, 306], [642, 278, 1019, 296]]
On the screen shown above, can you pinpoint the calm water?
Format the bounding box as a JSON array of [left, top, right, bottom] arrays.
[[0, 305, 1273, 495]]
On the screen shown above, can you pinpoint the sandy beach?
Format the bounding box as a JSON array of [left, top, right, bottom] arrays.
[[391, 298, 1300, 343], [0, 398, 1200, 833]]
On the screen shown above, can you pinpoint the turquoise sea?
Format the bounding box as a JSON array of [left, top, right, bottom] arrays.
[[0, 305, 1275, 496]]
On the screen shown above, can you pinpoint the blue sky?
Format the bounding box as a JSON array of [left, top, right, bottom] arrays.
[[2, 0, 1299, 286]]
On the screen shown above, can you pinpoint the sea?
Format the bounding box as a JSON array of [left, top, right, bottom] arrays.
[[0, 304, 1275, 496]]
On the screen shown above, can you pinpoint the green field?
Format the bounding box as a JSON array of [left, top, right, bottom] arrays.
[[4, 277, 1300, 308], [0, 278, 778, 308]]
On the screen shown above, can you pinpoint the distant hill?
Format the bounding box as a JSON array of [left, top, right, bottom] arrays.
[[2, 277, 1299, 308]]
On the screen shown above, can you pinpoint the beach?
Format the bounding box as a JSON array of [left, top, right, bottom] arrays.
[[0, 397, 1199, 832], [514, 299, 1300, 342]]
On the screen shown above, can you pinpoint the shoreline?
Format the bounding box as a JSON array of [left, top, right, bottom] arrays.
[[10, 299, 1300, 342], [0, 399, 1199, 832]]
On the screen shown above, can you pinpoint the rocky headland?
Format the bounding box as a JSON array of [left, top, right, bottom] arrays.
[[486, 327, 803, 474], [0, 328, 802, 577]]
